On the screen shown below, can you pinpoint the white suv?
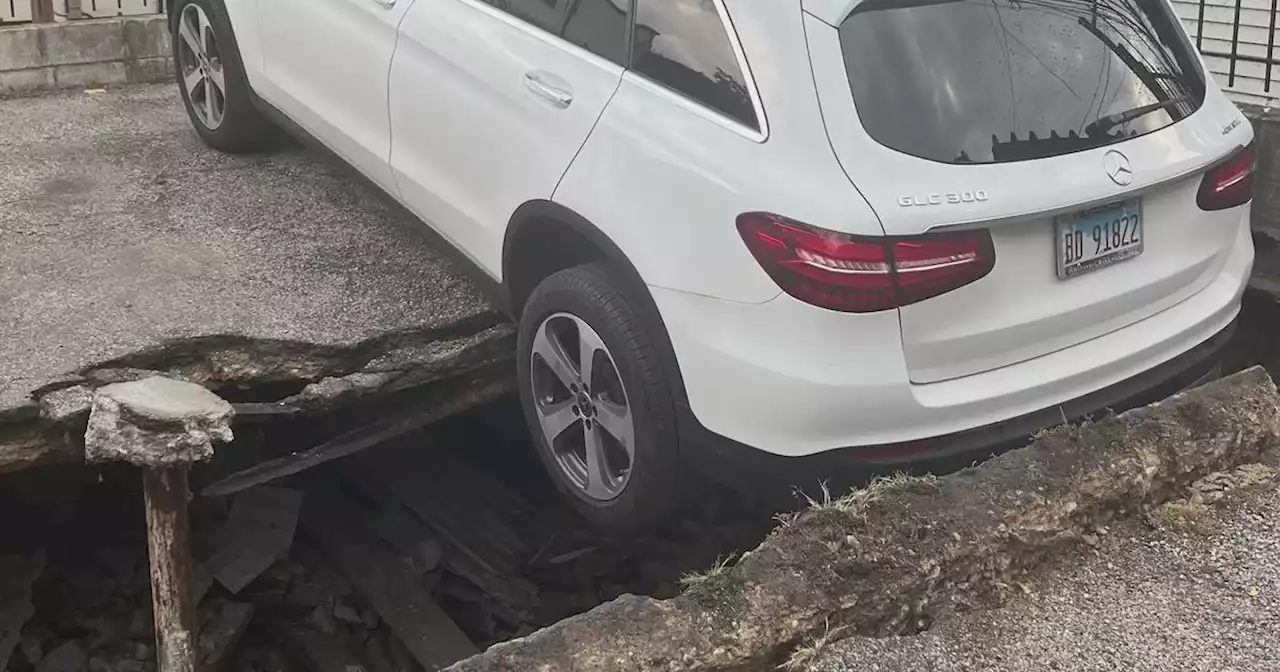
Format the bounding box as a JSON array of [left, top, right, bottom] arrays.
[[171, 0, 1256, 529]]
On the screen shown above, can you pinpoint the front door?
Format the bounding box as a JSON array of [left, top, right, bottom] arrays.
[[388, 0, 629, 277], [257, 0, 416, 191]]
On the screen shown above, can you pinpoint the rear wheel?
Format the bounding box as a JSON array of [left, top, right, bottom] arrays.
[[172, 0, 277, 153], [517, 263, 683, 531]]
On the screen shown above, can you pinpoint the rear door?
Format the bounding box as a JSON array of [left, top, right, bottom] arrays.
[[388, 0, 628, 277], [804, 0, 1253, 383], [257, 0, 414, 192]]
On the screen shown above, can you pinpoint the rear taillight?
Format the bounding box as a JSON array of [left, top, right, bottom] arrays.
[[736, 213, 995, 313], [1197, 143, 1255, 211]]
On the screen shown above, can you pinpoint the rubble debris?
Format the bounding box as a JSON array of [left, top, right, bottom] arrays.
[[206, 486, 304, 594], [38, 387, 94, 425], [301, 487, 479, 671], [264, 617, 368, 672], [445, 368, 1280, 672], [84, 377, 234, 468], [85, 377, 236, 672], [196, 600, 254, 671], [201, 372, 514, 498], [0, 551, 46, 669], [35, 641, 86, 672]]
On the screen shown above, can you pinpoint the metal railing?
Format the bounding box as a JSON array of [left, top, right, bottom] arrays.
[[1192, 0, 1280, 92]]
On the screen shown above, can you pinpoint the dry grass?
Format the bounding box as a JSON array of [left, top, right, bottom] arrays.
[[781, 619, 851, 670], [678, 553, 739, 589], [1148, 499, 1223, 535], [796, 473, 936, 516]]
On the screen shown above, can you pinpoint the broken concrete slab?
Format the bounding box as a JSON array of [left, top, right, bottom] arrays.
[[446, 367, 1280, 672], [84, 377, 233, 467], [807, 472, 1280, 672], [0, 84, 509, 472]]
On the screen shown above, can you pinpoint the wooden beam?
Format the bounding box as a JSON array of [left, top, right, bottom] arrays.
[[301, 488, 478, 671]]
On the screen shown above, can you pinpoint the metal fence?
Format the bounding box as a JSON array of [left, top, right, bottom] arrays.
[[2, 0, 157, 24], [1192, 0, 1277, 92]]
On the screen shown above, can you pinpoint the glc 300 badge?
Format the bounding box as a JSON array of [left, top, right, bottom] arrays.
[[897, 190, 989, 207]]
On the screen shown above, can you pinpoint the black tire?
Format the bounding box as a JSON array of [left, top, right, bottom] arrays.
[[517, 263, 683, 532], [171, 0, 277, 153]]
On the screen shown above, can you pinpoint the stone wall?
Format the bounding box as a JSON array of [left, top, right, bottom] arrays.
[[0, 16, 170, 96]]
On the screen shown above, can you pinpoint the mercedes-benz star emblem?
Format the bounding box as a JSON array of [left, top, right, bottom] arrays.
[[1104, 149, 1133, 186]]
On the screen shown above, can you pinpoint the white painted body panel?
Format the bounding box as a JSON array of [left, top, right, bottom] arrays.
[[654, 215, 1251, 456], [389, 0, 625, 278], [556, 0, 875, 304], [214, 0, 1256, 461], [255, 0, 415, 191], [804, 12, 1255, 383]]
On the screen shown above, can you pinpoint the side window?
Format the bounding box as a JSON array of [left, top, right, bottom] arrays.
[[630, 0, 757, 129], [478, 0, 631, 66]]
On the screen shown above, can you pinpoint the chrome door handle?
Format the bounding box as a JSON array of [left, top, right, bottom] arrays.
[[523, 72, 573, 109], [371, 0, 396, 7]]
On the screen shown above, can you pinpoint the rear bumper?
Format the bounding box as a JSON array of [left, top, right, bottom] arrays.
[[653, 215, 1253, 463], [680, 317, 1233, 494]]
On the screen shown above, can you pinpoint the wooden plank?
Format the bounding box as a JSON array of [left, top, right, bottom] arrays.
[[201, 374, 514, 498], [300, 488, 478, 671], [205, 486, 303, 594]]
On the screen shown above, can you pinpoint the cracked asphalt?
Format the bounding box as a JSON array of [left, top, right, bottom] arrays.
[[0, 84, 494, 416], [812, 484, 1280, 672]]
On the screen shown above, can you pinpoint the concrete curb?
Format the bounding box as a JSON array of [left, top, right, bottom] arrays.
[[0, 15, 171, 96], [448, 367, 1280, 672]]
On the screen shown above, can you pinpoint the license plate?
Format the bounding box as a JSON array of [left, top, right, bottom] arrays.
[[1055, 199, 1143, 279]]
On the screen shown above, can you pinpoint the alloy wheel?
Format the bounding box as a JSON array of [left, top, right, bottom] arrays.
[[530, 313, 636, 501], [176, 4, 226, 131]]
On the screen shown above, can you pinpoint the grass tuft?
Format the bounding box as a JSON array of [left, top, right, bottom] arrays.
[[677, 553, 739, 589], [781, 619, 851, 670]]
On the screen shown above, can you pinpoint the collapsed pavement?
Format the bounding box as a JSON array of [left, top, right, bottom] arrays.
[[448, 368, 1280, 672], [0, 84, 514, 474]]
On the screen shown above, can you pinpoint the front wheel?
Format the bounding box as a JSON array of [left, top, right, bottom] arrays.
[[172, 0, 277, 153], [517, 263, 683, 531]]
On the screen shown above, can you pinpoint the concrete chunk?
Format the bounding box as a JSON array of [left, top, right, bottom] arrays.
[[84, 377, 233, 467], [36, 641, 86, 672]]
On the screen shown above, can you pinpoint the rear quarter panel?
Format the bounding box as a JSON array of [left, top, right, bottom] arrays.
[[554, 0, 880, 304]]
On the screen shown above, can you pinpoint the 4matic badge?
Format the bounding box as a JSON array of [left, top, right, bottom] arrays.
[[897, 190, 989, 207]]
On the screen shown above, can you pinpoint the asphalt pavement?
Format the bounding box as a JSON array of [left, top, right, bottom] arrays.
[[0, 84, 493, 417]]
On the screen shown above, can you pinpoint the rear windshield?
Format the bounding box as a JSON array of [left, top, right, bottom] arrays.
[[839, 0, 1206, 164]]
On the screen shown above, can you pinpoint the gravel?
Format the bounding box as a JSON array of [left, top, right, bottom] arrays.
[[813, 484, 1280, 672]]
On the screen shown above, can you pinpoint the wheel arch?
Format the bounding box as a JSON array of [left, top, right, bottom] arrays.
[[502, 200, 691, 409]]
